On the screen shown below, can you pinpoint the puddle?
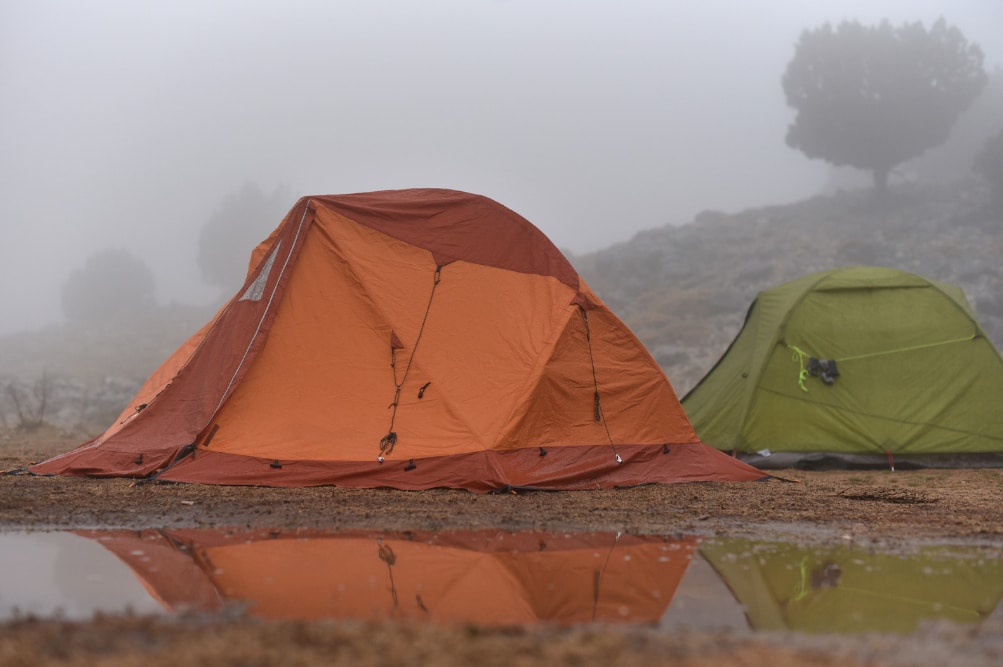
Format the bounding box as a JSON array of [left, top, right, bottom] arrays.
[[0, 532, 165, 619], [2, 528, 1001, 634], [698, 537, 1003, 634]]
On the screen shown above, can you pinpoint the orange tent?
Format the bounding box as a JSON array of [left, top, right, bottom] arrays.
[[33, 189, 761, 490], [78, 528, 698, 625]]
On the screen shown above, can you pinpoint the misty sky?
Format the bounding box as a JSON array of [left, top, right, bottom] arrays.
[[2, 0, 1001, 335]]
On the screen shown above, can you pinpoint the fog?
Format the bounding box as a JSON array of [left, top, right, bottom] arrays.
[[2, 0, 1001, 335]]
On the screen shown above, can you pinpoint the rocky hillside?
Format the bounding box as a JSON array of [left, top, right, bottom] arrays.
[[2, 178, 1000, 435], [573, 178, 1003, 396]]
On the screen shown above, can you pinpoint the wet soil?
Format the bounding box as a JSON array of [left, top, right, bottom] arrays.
[[3, 437, 1003, 666]]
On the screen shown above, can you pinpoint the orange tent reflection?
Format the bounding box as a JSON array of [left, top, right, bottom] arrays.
[[78, 529, 697, 625]]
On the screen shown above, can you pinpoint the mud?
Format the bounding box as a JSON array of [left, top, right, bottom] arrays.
[[2, 437, 1003, 667]]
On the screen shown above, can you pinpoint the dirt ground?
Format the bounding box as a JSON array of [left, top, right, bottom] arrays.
[[2, 436, 1003, 667]]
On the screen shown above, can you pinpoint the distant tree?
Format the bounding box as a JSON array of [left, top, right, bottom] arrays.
[[783, 18, 987, 191], [61, 248, 156, 323], [197, 183, 292, 293], [974, 126, 1003, 210]]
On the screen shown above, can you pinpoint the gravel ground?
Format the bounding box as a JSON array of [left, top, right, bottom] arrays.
[[2, 437, 1003, 667]]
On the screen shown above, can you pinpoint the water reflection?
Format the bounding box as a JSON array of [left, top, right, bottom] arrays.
[[0, 532, 164, 619], [1, 529, 1000, 634], [699, 537, 1003, 634], [77, 529, 697, 625]]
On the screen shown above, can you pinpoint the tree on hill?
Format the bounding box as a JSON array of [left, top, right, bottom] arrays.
[[782, 18, 987, 192], [61, 247, 156, 324], [197, 183, 292, 294]]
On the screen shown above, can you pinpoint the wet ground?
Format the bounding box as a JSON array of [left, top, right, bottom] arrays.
[[2, 437, 1003, 666]]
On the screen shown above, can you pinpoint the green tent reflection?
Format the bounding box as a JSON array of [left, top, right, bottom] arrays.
[[700, 537, 1003, 634]]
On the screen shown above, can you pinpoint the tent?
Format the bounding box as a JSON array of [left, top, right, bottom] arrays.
[[682, 266, 1003, 467], [79, 528, 698, 625], [33, 189, 761, 490], [700, 537, 1003, 634]]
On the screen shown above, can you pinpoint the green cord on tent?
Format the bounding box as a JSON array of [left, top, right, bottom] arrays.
[[786, 335, 975, 394], [787, 344, 810, 392], [837, 334, 977, 363]]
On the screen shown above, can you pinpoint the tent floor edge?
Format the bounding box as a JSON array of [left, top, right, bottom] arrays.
[[155, 441, 763, 491]]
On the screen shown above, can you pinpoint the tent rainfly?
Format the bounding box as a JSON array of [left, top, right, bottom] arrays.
[[682, 266, 1003, 468], [33, 189, 762, 490]]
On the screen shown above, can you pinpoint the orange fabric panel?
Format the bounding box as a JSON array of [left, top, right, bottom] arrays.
[[207, 209, 582, 462], [585, 305, 697, 443], [497, 301, 695, 450], [393, 263, 579, 454], [203, 219, 421, 462]]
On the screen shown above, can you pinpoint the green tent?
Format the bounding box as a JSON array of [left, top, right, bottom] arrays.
[[681, 266, 1003, 466]]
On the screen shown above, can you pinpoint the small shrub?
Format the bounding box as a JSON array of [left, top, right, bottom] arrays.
[[4, 373, 53, 433]]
